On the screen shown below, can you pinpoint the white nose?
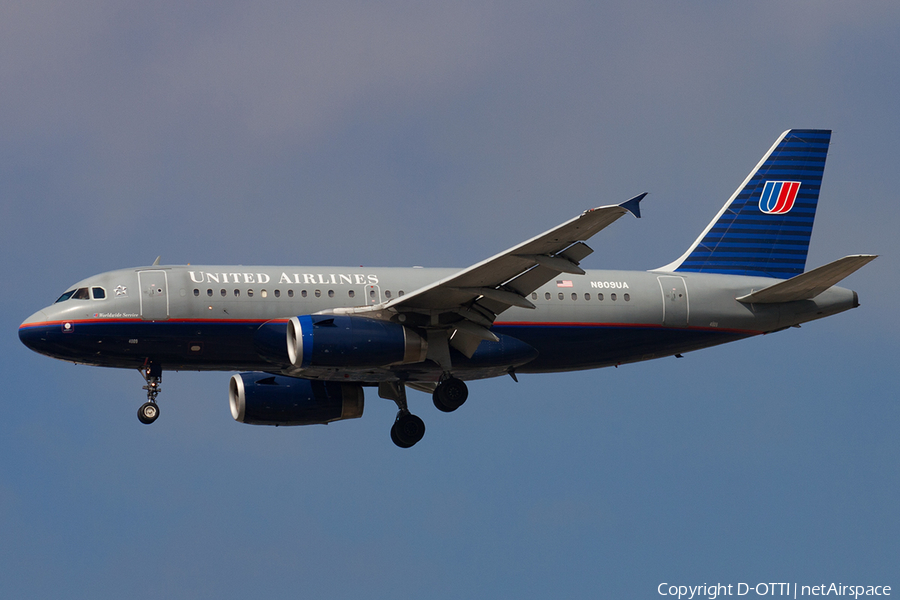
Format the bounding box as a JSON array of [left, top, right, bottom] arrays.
[[20, 309, 48, 327]]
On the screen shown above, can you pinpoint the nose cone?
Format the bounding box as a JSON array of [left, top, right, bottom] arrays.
[[19, 309, 50, 353], [21, 309, 48, 326]]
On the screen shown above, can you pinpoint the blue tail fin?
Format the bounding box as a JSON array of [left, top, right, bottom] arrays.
[[662, 129, 831, 278]]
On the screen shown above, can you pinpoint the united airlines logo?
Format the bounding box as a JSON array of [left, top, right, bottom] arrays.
[[759, 181, 801, 214]]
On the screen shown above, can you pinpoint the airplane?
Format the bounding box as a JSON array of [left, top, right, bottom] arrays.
[[19, 129, 876, 448]]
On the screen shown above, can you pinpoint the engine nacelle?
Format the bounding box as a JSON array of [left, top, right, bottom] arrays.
[[286, 315, 427, 369], [229, 372, 364, 426], [254, 319, 291, 365]]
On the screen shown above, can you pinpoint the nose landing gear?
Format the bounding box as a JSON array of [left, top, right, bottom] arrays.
[[137, 362, 162, 425], [138, 401, 159, 424]]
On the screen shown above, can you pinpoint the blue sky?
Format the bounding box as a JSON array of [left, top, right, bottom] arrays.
[[2, 2, 898, 598]]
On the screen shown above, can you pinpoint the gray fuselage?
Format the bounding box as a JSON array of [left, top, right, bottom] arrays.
[[19, 264, 859, 383]]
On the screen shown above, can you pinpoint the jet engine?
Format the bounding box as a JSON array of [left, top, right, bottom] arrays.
[[229, 372, 364, 426], [286, 315, 427, 369]]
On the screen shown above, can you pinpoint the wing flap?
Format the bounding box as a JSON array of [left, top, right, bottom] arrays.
[[515, 254, 585, 275], [736, 255, 877, 304], [504, 264, 563, 298]]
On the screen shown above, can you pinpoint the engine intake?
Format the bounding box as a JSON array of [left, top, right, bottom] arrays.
[[230, 372, 364, 426], [286, 315, 427, 369]]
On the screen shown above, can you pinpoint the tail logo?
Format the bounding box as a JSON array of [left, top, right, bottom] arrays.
[[759, 181, 801, 214]]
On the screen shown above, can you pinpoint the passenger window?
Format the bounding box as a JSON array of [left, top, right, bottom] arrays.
[[348, 290, 355, 298], [624, 293, 630, 302], [288, 290, 295, 298], [369, 289, 376, 298], [72, 288, 90, 300], [558, 293, 564, 300], [207, 289, 213, 297], [247, 289, 254, 297], [385, 290, 392, 299], [611, 293, 617, 301], [545, 292, 551, 300], [315, 290, 321, 298], [92, 287, 106, 299], [220, 289, 226, 297], [398, 291, 404, 297], [328, 290, 334, 298], [598, 293, 604, 301], [532, 293, 537, 300], [300, 290, 307, 298], [193, 289, 200, 297], [585, 293, 591, 300], [571, 293, 577, 301], [234, 289, 240, 297], [274, 290, 281, 298], [261, 290, 268, 298]]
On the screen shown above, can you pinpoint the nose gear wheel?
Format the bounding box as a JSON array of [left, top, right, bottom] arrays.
[[138, 402, 160, 424]]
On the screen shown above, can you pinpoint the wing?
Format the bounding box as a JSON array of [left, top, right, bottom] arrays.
[[330, 194, 645, 363]]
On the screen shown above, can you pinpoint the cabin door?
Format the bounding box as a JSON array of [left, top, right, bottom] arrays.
[[138, 270, 170, 321], [657, 276, 689, 327]]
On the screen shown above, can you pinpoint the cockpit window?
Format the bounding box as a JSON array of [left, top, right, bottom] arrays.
[[55, 287, 100, 302], [55, 290, 76, 303]]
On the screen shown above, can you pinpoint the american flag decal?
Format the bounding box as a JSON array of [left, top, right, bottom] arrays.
[[759, 181, 800, 215], [556, 280, 573, 288]]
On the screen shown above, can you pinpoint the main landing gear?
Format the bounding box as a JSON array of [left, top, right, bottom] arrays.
[[391, 413, 426, 449], [432, 377, 468, 413], [380, 377, 469, 448], [379, 381, 425, 448], [137, 363, 162, 425]]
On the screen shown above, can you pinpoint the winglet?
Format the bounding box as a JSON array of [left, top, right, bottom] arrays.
[[619, 193, 646, 219]]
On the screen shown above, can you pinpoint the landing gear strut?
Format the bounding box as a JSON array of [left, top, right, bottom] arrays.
[[137, 362, 162, 425], [432, 377, 468, 413], [379, 382, 425, 448]]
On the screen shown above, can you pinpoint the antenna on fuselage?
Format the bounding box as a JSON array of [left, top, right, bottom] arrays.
[[152, 256, 161, 266]]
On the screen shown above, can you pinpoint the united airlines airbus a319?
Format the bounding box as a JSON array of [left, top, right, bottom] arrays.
[[19, 130, 875, 447]]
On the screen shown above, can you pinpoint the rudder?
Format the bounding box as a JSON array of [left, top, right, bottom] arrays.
[[661, 129, 831, 278]]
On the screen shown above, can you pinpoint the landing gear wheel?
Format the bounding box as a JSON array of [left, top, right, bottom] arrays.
[[137, 402, 160, 424], [433, 377, 468, 413], [391, 412, 425, 448], [390, 426, 414, 449], [137, 362, 163, 425]]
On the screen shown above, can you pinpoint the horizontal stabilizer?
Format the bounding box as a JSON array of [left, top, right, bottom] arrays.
[[736, 255, 877, 304]]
